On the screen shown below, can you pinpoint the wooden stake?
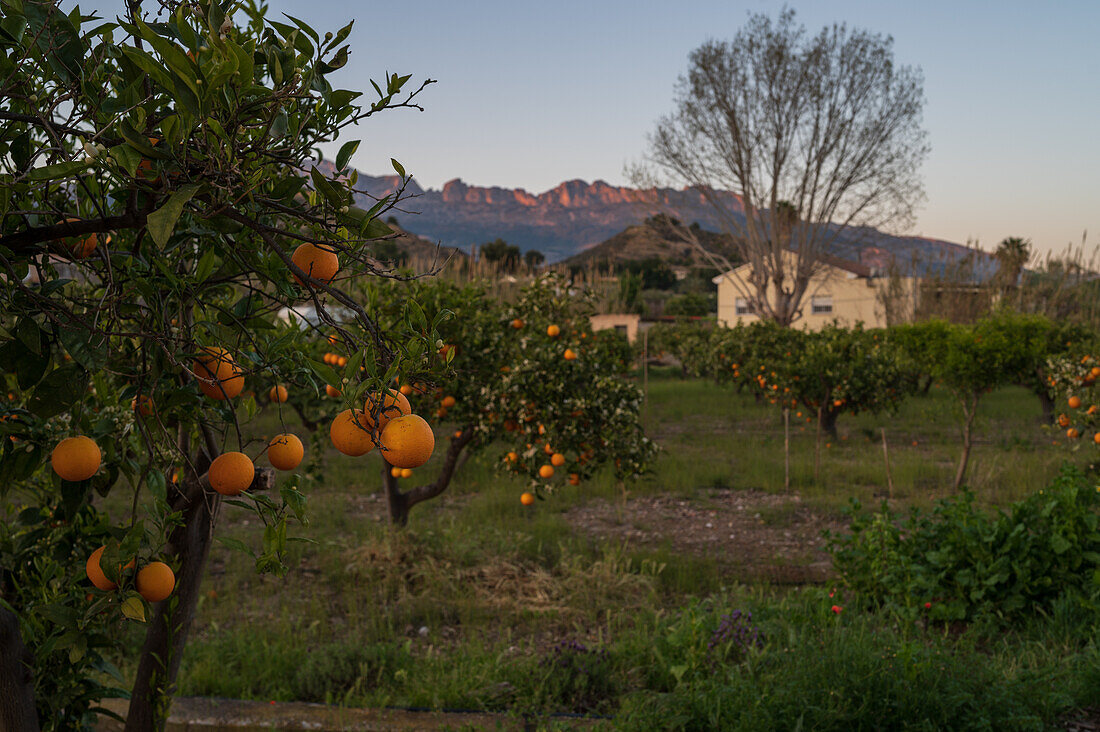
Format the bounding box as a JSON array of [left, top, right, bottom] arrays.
[[881, 427, 894, 498], [642, 327, 649, 431], [783, 406, 791, 492]]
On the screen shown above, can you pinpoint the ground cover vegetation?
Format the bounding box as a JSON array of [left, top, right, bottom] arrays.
[[89, 319, 1100, 729]]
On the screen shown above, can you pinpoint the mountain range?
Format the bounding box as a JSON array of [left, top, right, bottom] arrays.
[[347, 169, 997, 279]]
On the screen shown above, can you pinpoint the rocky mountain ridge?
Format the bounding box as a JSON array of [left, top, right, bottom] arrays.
[[342, 167, 994, 279]]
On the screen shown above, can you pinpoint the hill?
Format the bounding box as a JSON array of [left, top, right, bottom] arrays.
[[343, 167, 997, 280], [563, 214, 741, 270]]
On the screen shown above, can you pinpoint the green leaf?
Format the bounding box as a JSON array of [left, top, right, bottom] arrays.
[[25, 160, 89, 182], [390, 158, 405, 178], [309, 166, 344, 207], [194, 247, 217, 282], [216, 536, 255, 557], [29, 364, 88, 419], [120, 596, 146, 622], [0, 338, 50, 389], [109, 144, 143, 178], [336, 140, 360, 172], [364, 217, 393, 239], [57, 479, 89, 520], [15, 317, 41, 354], [146, 184, 200, 247]]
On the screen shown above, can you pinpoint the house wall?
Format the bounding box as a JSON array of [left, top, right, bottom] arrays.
[[715, 265, 919, 330], [589, 313, 641, 342]]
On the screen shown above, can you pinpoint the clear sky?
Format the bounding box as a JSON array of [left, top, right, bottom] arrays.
[[96, 1, 1099, 255]]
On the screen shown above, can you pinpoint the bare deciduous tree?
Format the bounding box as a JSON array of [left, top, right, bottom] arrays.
[[634, 9, 929, 326]]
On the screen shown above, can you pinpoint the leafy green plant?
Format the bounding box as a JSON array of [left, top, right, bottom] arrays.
[[827, 465, 1100, 624]]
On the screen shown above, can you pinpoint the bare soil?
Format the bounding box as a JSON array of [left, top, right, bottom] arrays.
[[563, 488, 844, 584]]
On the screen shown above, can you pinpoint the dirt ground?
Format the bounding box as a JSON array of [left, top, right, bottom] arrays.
[[563, 488, 843, 584]]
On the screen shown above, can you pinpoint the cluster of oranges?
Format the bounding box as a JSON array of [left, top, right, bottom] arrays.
[[329, 388, 436, 469], [1055, 354, 1100, 443], [503, 319, 587, 506], [49, 439, 177, 603], [1059, 396, 1100, 444], [55, 332, 436, 604]]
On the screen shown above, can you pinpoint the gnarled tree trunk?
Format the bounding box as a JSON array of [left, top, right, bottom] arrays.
[[124, 463, 274, 732], [0, 606, 39, 732], [382, 430, 475, 527]]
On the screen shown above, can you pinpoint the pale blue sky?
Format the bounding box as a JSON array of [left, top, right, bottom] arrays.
[[96, 1, 1099, 254]]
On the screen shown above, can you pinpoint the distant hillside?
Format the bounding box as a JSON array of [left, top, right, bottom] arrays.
[[375, 219, 466, 267], [339, 166, 997, 280], [564, 215, 742, 270]]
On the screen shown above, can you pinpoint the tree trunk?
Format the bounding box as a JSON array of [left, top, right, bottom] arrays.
[[383, 431, 474, 526], [0, 606, 39, 732], [819, 408, 839, 440], [953, 395, 977, 491], [124, 466, 274, 732], [1034, 386, 1054, 425], [920, 375, 934, 396], [382, 461, 410, 527]]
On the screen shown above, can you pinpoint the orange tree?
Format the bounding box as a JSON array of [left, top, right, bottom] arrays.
[[1047, 346, 1100, 460], [711, 322, 916, 440], [894, 319, 1028, 490], [644, 320, 713, 377], [978, 310, 1096, 425], [0, 2, 438, 729], [360, 275, 657, 525]]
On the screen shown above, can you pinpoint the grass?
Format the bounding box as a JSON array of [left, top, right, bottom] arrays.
[[102, 375, 1097, 727]]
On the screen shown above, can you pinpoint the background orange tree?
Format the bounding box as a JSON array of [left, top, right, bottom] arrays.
[[0, 2, 438, 729], [355, 275, 657, 526]]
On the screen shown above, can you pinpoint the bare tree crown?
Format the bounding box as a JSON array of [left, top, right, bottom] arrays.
[[644, 9, 929, 325]]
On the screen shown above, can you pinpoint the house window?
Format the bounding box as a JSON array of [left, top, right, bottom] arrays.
[[614, 325, 627, 335], [735, 298, 754, 315], [811, 295, 833, 315]]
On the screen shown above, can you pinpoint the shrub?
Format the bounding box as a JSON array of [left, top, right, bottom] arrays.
[[534, 640, 617, 714], [827, 466, 1100, 624]]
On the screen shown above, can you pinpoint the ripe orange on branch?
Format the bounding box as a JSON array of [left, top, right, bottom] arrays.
[[539, 465, 554, 478], [131, 394, 155, 417], [1069, 396, 1082, 409], [563, 349, 577, 361], [208, 452, 255, 495], [269, 385, 289, 403], [330, 410, 376, 457], [364, 389, 411, 429], [267, 433, 304, 471], [379, 414, 435, 468], [194, 346, 244, 400], [85, 546, 135, 591], [520, 492, 535, 506], [291, 242, 339, 285], [546, 324, 560, 337], [136, 562, 176, 602], [51, 436, 101, 482]]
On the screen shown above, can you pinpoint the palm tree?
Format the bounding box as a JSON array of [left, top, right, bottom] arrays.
[[994, 237, 1032, 307]]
